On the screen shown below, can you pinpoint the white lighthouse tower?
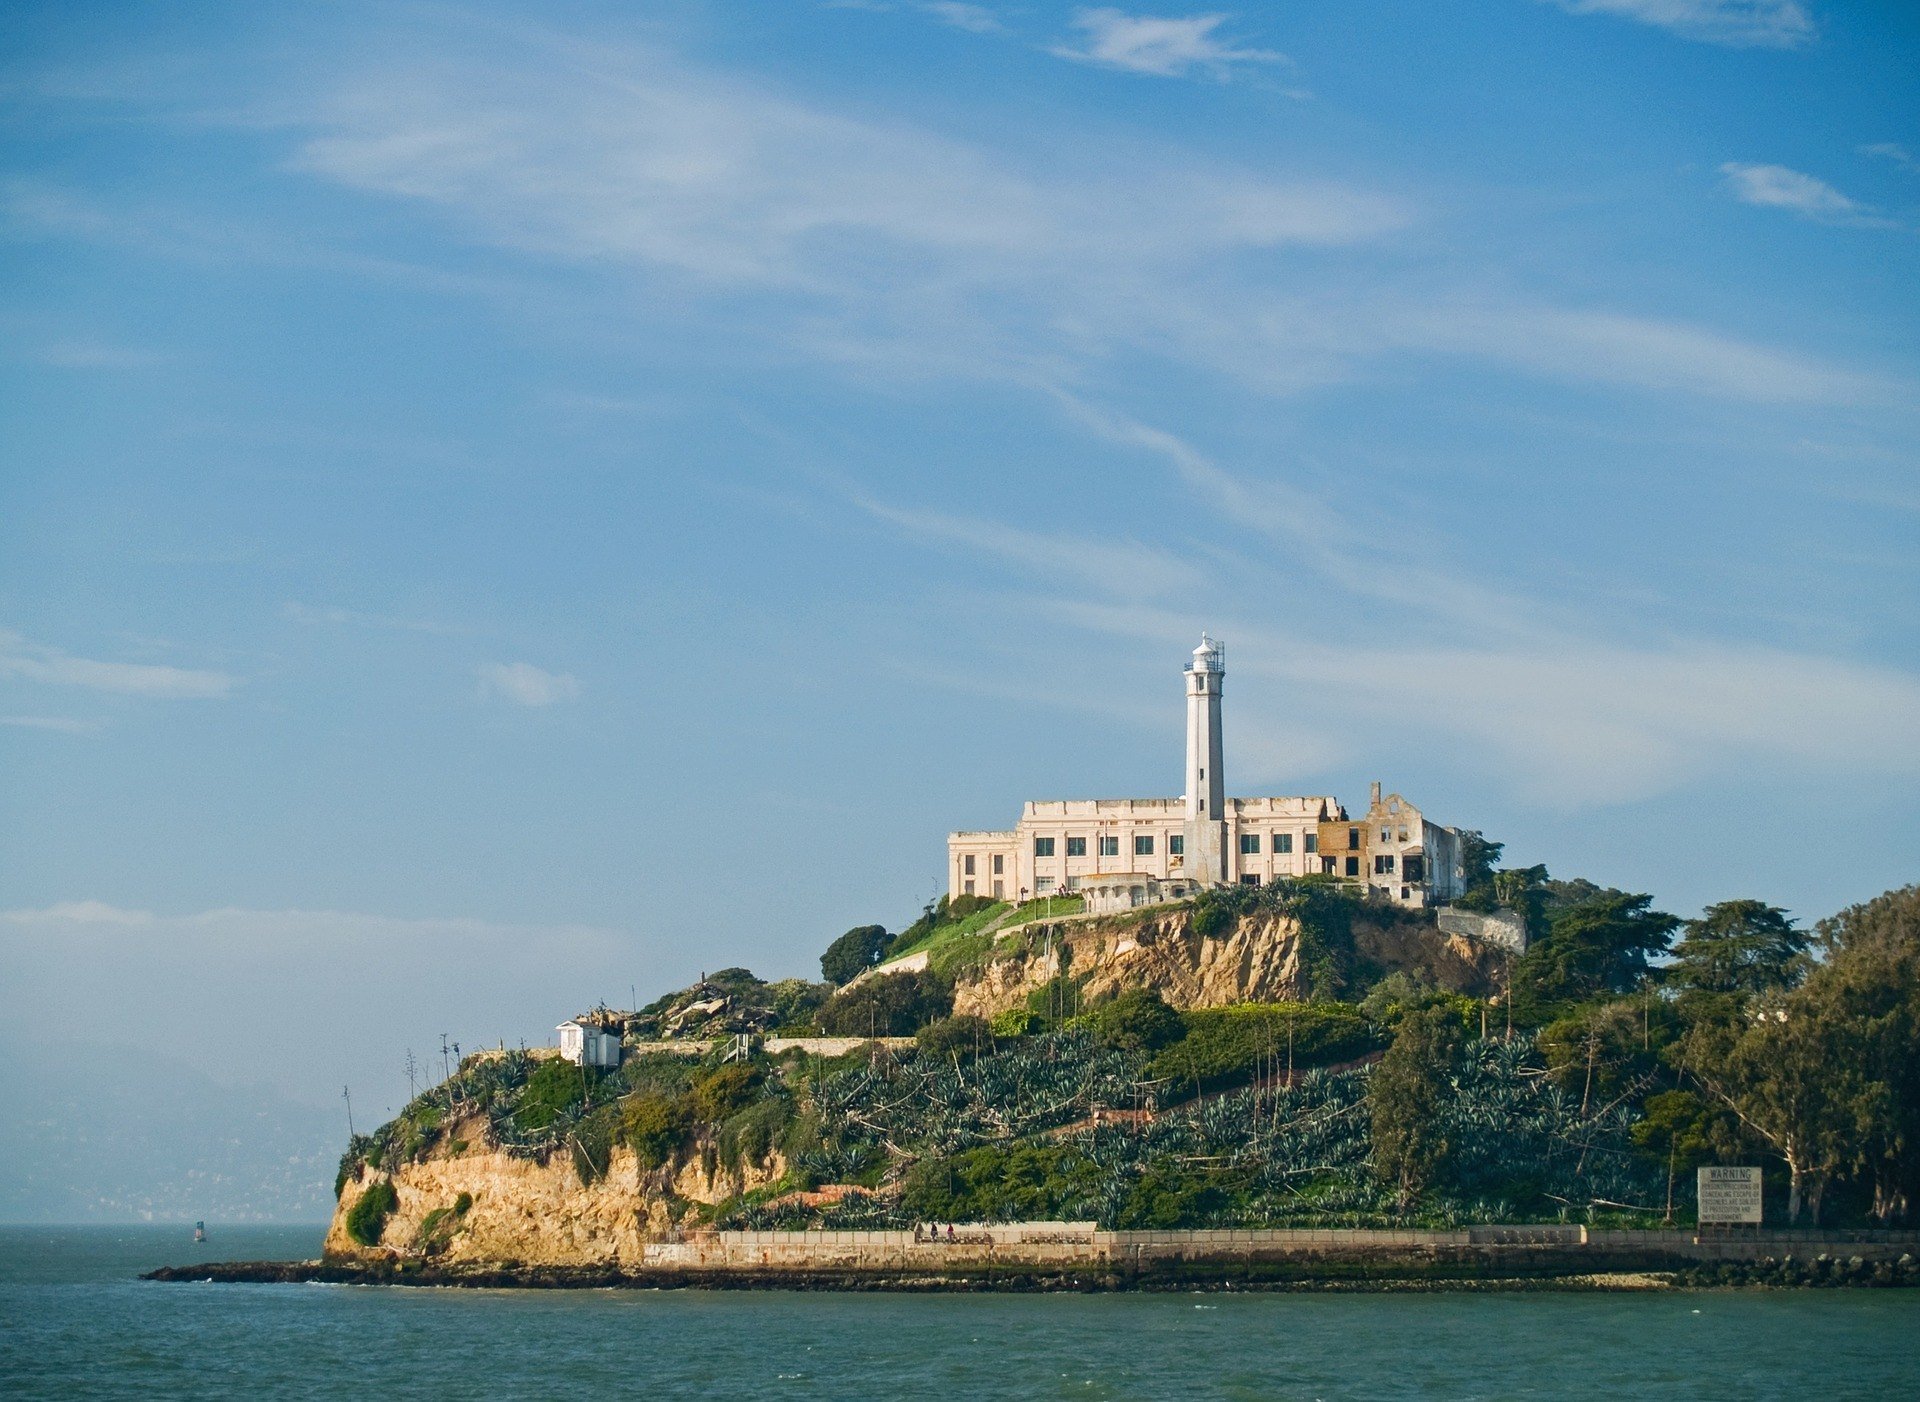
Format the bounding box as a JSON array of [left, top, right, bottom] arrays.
[[1182, 633, 1229, 886]]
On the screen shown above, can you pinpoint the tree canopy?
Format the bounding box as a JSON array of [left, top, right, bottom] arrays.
[[820, 924, 892, 986]]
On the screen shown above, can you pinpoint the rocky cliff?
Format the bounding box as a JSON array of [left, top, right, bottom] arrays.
[[949, 903, 1503, 1019], [325, 1111, 782, 1266]]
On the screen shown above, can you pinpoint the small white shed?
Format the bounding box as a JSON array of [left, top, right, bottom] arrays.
[[557, 1018, 622, 1069]]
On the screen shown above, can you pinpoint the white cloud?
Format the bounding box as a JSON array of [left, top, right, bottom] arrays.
[[0, 630, 234, 699], [1049, 598, 1920, 805], [0, 899, 154, 924], [1538, 0, 1814, 49], [857, 496, 1206, 598], [1050, 9, 1287, 79], [1719, 162, 1887, 226], [0, 715, 100, 734], [277, 32, 1896, 410], [476, 660, 581, 706], [294, 42, 1396, 294], [1860, 143, 1919, 174], [1391, 299, 1891, 403], [921, 2, 1004, 33], [862, 394, 1920, 807], [283, 600, 468, 635]]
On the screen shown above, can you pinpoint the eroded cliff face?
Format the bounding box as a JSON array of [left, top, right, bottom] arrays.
[[325, 1114, 783, 1265], [950, 905, 1502, 1018]]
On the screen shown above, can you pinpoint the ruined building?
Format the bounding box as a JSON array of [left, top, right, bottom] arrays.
[[947, 635, 1465, 912]]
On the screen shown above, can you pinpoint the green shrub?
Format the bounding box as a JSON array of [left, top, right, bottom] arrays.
[[622, 1092, 692, 1170], [717, 1096, 792, 1174], [453, 1191, 473, 1215], [768, 978, 831, 1030], [915, 1014, 993, 1063], [1091, 988, 1185, 1052], [1149, 1003, 1376, 1094], [514, 1057, 590, 1131], [817, 970, 952, 1037], [344, 1178, 398, 1246], [691, 1063, 763, 1123], [990, 1007, 1043, 1038]]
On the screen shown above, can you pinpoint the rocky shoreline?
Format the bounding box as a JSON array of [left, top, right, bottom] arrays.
[[144, 1253, 1919, 1293]]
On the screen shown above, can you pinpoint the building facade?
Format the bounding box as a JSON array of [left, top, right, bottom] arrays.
[[947, 636, 1466, 910]]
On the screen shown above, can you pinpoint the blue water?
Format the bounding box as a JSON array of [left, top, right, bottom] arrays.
[[2, 1225, 1918, 1398]]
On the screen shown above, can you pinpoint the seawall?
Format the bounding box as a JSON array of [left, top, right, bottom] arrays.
[[152, 1224, 1920, 1292]]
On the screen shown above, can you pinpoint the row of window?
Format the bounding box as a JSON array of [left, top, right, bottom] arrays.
[[1035, 835, 1172, 858], [1027, 832, 1329, 860], [972, 827, 1397, 874], [1238, 832, 1317, 855], [970, 852, 1424, 889]]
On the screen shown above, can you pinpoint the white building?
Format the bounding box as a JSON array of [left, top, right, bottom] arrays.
[[557, 1016, 622, 1069], [947, 636, 1466, 910]]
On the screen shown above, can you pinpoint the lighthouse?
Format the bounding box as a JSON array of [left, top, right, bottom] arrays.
[[1182, 633, 1229, 885]]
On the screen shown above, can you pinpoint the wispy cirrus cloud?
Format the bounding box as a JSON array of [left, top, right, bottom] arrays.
[[274, 27, 1892, 411], [476, 661, 581, 706], [1050, 9, 1288, 80], [1860, 142, 1919, 174], [283, 600, 470, 635], [1719, 162, 1890, 227], [1537, 0, 1814, 49], [0, 630, 234, 699], [856, 497, 1206, 599], [921, 2, 1004, 33], [864, 394, 1920, 805], [0, 715, 101, 735]]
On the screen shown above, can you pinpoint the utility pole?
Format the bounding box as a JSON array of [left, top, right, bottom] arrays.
[[405, 1049, 418, 1101], [343, 1085, 355, 1139]]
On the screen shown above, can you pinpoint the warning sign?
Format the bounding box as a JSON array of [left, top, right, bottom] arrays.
[[1697, 1166, 1763, 1224]]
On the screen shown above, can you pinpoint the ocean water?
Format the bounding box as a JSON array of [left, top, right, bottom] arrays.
[[2, 1225, 1918, 1399]]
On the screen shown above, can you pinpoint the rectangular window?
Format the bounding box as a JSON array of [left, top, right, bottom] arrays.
[[1067, 875, 1081, 891], [963, 879, 975, 895], [963, 855, 975, 876], [1239, 873, 1261, 886], [1033, 837, 1055, 858], [1381, 829, 1392, 844], [1037, 876, 1056, 892], [992, 855, 1004, 875], [1345, 856, 1360, 877], [1099, 836, 1120, 857], [1274, 833, 1293, 854], [1239, 833, 1261, 855], [992, 880, 1004, 898], [1304, 833, 1317, 854], [1348, 828, 1361, 850], [1134, 835, 1155, 856], [1403, 855, 1425, 883], [1169, 835, 1184, 856], [1066, 836, 1087, 857], [1374, 854, 1395, 874], [1398, 828, 1409, 843]]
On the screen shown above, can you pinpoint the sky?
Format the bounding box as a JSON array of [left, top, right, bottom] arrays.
[[1, 1, 1916, 1215]]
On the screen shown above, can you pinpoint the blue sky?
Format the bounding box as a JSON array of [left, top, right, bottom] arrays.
[[1, 1, 1916, 1180]]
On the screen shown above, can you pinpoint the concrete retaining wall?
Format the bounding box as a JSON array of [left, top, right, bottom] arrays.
[[638, 1224, 1920, 1273]]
